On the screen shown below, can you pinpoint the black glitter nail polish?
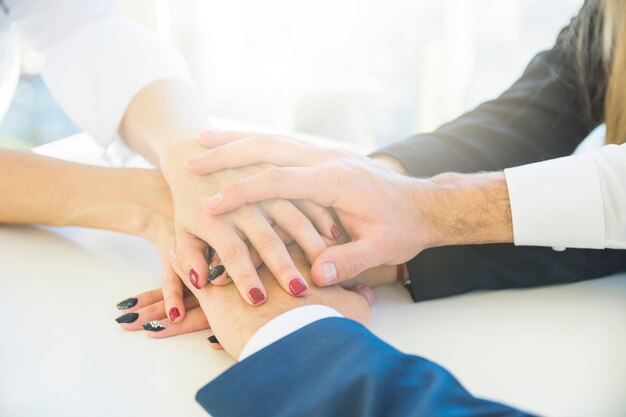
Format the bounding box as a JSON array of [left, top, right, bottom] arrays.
[[207, 335, 219, 344], [208, 265, 226, 282], [115, 312, 139, 324], [116, 297, 138, 310], [143, 320, 167, 332]]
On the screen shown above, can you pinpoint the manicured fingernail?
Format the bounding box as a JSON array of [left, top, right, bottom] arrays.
[[189, 268, 200, 289], [331, 225, 342, 239], [169, 307, 180, 322], [115, 312, 139, 324], [143, 320, 167, 332], [207, 335, 219, 344], [321, 263, 338, 285], [116, 297, 138, 310], [208, 265, 226, 282], [248, 287, 266, 305], [289, 278, 308, 296], [205, 192, 224, 209]]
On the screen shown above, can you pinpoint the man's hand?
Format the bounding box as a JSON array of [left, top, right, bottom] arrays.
[[185, 132, 514, 286]]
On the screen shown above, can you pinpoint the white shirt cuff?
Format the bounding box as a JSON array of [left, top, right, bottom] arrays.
[[504, 153, 605, 249], [238, 305, 343, 361]]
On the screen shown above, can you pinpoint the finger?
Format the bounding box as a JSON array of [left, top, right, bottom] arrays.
[[343, 285, 373, 325], [292, 199, 340, 241], [176, 231, 210, 290], [264, 199, 327, 265], [205, 167, 338, 214], [240, 224, 293, 279], [198, 130, 257, 148], [185, 134, 334, 174], [116, 295, 200, 331], [235, 205, 309, 297], [145, 307, 210, 339], [161, 263, 186, 323], [210, 221, 267, 305], [310, 239, 380, 286], [115, 288, 163, 312]]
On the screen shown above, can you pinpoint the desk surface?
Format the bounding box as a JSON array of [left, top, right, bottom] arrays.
[[1, 126, 625, 417]]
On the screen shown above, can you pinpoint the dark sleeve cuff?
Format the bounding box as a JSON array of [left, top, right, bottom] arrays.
[[403, 244, 626, 302]]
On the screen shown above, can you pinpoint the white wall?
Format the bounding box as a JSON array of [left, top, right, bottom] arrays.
[[122, 0, 584, 147]]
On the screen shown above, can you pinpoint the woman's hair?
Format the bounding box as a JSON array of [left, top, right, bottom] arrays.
[[572, 0, 626, 144], [602, 0, 626, 144]]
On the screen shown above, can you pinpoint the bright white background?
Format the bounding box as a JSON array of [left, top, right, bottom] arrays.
[[122, 0, 583, 147]]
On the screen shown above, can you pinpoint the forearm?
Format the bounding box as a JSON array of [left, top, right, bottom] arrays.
[[418, 171, 514, 248], [119, 79, 209, 166], [0, 149, 165, 237]]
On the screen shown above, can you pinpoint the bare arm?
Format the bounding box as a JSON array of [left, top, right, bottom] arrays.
[[0, 148, 172, 238]]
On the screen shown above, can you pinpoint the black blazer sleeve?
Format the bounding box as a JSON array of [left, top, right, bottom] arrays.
[[371, 16, 626, 302], [373, 21, 596, 176]]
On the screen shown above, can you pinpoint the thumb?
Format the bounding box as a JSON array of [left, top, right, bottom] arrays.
[[311, 239, 379, 286]]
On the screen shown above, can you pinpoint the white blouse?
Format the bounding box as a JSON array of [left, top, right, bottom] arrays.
[[0, 0, 192, 147]]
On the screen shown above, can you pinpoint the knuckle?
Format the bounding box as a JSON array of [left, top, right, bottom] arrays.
[[255, 231, 282, 252], [235, 205, 257, 222], [221, 243, 248, 264], [342, 248, 365, 277], [289, 213, 313, 234], [264, 167, 284, 182], [142, 303, 159, 316]]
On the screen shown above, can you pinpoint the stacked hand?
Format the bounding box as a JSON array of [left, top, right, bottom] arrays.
[[185, 131, 434, 286], [117, 246, 373, 359]]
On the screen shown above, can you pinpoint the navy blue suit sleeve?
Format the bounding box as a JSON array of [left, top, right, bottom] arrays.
[[196, 318, 538, 417]]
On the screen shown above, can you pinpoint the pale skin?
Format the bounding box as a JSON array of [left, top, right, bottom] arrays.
[[120, 80, 342, 307], [186, 131, 514, 285], [0, 149, 187, 319], [121, 245, 373, 359]]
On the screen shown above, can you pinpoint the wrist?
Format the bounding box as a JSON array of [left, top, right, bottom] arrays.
[[414, 172, 513, 248], [370, 154, 409, 175], [63, 168, 172, 238]]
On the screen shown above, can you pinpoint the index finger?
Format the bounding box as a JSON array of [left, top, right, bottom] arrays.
[[185, 134, 336, 175], [205, 166, 339, 214]]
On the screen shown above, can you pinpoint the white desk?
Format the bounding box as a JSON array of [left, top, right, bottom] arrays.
[[1, 126, 625, 417]]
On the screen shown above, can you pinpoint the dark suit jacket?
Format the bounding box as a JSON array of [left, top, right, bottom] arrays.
[[197, 318, 537, 417], [373, 16, 626, 302]]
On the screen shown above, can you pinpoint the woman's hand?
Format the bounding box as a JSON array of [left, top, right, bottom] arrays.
[[180, 244, 373, 359], [160, 137, 340, 306], [115, 168, 193, 324], [184, 132, 436, 286], [115, 287, 216, 340]]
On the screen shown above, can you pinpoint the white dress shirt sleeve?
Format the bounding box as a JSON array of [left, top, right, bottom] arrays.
[[238, 305, 343, 361], [504, 143, 626, 250], [8, 0, 193, 150]]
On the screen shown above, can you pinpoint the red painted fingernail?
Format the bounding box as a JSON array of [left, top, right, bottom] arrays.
[[331, 225, 342, 239], [189, 269, 200, 289], [169, 307, 180, 322], [289, 278, 308, 296], [248, 287, 266, 305]]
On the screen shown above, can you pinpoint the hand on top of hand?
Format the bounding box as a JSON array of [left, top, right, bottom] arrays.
[[159, 136, 342, 306], [185, 131, 433, 287]]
